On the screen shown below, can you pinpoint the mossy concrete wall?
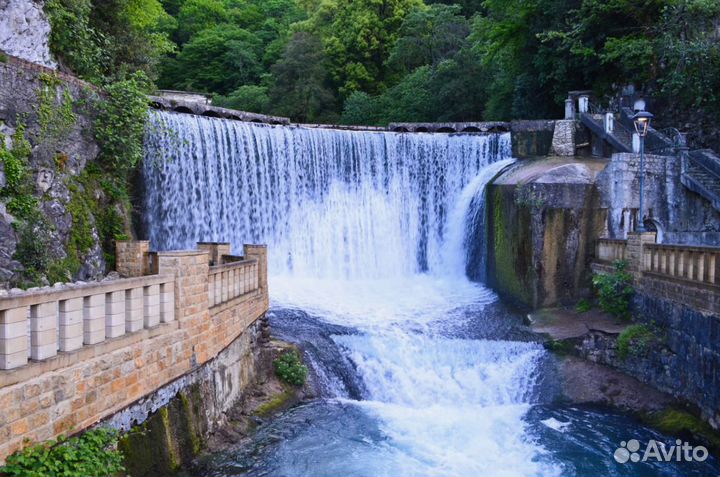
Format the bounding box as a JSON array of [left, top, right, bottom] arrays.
[[116, 317, 269, 477], [485, 159, 608, 308]]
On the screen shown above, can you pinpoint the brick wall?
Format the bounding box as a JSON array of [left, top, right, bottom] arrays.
[[0, 243, 268, 461]]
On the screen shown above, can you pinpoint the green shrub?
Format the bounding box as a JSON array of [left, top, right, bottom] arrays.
[[576, 298, 592, 313], [0, 428, 125, 477], [617, 323, 656, 360], [273, 350, 308, 386], [592, 259, 634, 319], [94, 72, 151, 176]]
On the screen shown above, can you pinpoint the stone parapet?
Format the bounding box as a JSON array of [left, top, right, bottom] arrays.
[[0, 241, 269, 462], [115, 240, 150, 278]]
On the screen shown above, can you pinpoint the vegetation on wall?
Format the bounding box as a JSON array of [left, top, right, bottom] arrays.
[[0, 428, 125, 477], [617, 323, 659, 360]]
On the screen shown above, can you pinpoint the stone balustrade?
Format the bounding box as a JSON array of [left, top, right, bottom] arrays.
[[644, 243, 719, 287], [0, 241, 268, 461], [0, 275, 174, 370], [596, 238, 627, 263], [593, 232, 720, 316], [208, 259, 259, 308]]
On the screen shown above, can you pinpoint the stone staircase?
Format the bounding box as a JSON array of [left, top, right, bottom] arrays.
[[683, 150, 720, 212], [579, 112, 632, 153]]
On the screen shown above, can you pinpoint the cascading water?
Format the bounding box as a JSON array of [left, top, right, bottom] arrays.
[[143, 112, 719, 477]]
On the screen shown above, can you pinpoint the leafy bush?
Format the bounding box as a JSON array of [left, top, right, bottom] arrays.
[[0, 428, 125, 477], [576, 298, 592, 313], [617, 324, 656, 360], [592, 260, 634, 319], [94, 72, 152, 176], [273, 350, 308, 386]]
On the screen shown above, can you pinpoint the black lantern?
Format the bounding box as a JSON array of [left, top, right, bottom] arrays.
[[633, 110, 654, 137]]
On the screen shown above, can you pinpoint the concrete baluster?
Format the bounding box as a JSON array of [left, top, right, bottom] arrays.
[[58, 298, 83, 352], [0, 307, 28, 369], [709, 254, 717, 285], [697, 253, 705, 283], [144, 284, 160, 328], [83, 294, 106, 345], [30, 302, 57, 360], [160, 282, 175, 323], [105, 291, 126, 338], [126, 287, 144, 332]]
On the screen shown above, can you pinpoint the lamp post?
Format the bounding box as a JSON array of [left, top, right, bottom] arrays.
[[632, 110, 654, 232]]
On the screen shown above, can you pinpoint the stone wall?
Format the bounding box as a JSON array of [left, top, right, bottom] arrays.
[[0, 55, 112, 285], [597, 152, 720, 246], [0, 243, 269, 462], [509, 120, 556, 158]]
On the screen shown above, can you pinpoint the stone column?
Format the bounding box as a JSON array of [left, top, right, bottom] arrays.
[[197, 242, 231, 266], [116, 241, 150, 278], [626, 231, 656, 277], [244, 244, 268, 291], [564, 98, 575, 119], [157, 250, 210, 363]]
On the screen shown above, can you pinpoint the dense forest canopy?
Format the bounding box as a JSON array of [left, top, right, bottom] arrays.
[[45, 0, 720, 147]]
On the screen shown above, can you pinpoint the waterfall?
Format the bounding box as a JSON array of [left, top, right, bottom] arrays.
[[143, 111, 559, 477], [143, 110, 511, 280]]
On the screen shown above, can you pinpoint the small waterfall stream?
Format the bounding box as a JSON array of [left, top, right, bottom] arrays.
[[144, 112, 720, 477]]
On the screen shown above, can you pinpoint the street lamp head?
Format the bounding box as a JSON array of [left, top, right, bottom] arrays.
[[633, 110, 654, 137]]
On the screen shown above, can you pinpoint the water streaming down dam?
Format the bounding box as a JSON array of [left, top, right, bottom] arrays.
[[144, 111, 719, 477]]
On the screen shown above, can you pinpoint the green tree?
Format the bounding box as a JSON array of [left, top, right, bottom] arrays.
[[162, 25, 263, 93], [269, 32, 337, 122], [301, 0, 425, 97], [214, 85, 270, 113], [387, 4, 469, 73]]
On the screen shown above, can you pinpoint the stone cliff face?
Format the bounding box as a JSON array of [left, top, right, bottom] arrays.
[[0, 0, 56, 68], [0, 57, 115, 286]]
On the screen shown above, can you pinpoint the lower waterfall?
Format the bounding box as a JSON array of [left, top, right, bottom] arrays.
[[143, 112, 719, 477]]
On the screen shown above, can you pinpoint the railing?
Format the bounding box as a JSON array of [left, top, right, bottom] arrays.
[[596, 239, 628, 263], [207, 258, 259, 308], [644, 244, 719, 287], [0, 275, 175, 370]]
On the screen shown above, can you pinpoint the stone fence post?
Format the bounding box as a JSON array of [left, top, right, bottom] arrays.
[[116, 241, 150, 278], [626, 231, 657, 277], [244, 244, 268, 291], [197, 242, 232, 266], [157, 250, 210, 364]]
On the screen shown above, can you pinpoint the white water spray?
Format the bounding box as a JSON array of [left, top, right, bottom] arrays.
[[143, 112, 556, 476]]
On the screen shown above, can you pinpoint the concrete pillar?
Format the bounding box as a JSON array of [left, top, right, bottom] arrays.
[[83, 294, 105, 345], [30, 302, 57, 360], [125, 287, 144, 333], [105, 290, 126, 338], [143, 284, 160, 328], [564, 98, 575, 119], [604, 113, 614, 133], [197, 242, 231, 266], [116, 240, 150, 278], [0, 307, 28, 369], [59, 298, 83, 352], [633, 133, 640, 153], [160, 282, 175, 323], [578, 95, 589, 114]]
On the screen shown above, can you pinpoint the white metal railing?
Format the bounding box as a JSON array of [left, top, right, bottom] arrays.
[[0, 275, 174, 370], [207, 259, 259, 308]]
